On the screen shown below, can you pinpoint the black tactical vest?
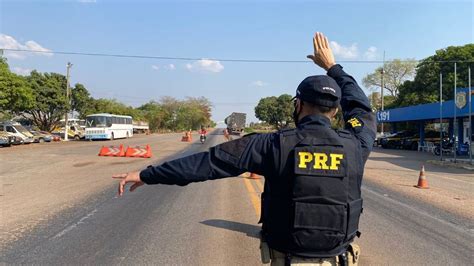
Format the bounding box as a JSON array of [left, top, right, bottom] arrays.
[[261, 124, 364, 258]]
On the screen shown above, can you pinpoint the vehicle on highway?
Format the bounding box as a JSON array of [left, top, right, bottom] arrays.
[[133, 121, 150, 134], [380, 131, 414, 149], [52, 124, 85, 140], [200, 133, 206, 144], [85, 113, 133, 140], [0, 131, 15, 147], [225, 112, 246, 135], [30, 131, 52, 143], [60, 118, 86, 129], [401, 131, 448, 150], [0, 121, 35, 144], [433, 138, 456, 156], [374, 132, 392, 147]]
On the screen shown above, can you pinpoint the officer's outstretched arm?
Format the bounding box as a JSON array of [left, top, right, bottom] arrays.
[[136, 133, 274, 186]]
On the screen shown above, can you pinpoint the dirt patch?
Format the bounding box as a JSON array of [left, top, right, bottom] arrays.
[[0, 133, 192, 245], [364, 150, 474, 221], [73, 161, 96, 167]]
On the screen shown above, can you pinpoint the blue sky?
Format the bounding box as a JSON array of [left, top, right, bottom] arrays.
[[1, 0, 473, 123]]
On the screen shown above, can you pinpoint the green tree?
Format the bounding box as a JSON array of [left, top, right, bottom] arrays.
[[395, 44, 474, 107], [88, 98, 143, 120], [363, 59, 417, 97], [368, 91, 397, 111], [0, 57, 35, 117], [138, 101, 166, 131], [255, 94, 293, 129], [71, 83, 94, 119], [183, 97, 213, 128], [26, 71, 68, 131]]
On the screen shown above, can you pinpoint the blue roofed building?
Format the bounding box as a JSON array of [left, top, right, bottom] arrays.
[[376, 88, 473, 150]]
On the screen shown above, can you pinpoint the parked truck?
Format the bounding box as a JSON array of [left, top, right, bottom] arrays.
[[225, 112, 246, 135]]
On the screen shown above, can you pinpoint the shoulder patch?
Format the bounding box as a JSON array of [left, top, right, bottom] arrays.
[[295, 146, 347, 178], [346, 117, 364, 133], [347, 117, 362, 128]]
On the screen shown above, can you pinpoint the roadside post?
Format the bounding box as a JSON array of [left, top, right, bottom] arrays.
[[469, 67, 472, 165], [453, 63, 457, 163], [439, 72, 443, 161], [64, 62, 73, 141]]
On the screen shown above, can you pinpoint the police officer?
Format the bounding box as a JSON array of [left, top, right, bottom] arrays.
[[113, 32, 376, 266]]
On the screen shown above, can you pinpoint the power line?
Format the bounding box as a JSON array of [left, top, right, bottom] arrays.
[[2, 48, 473, 64]]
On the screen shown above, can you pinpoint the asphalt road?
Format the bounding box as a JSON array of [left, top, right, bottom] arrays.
[[2, 131, 472, 265]]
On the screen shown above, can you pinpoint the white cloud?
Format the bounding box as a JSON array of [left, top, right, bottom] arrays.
[[330, 41, 358, 59], [0, 34, 52, 59], [251, 80, 269, 87], [12, 67, 32, 76], [151, 64, 175, 71], [185, 59, 224, 73], [364, 46, 378, 60]]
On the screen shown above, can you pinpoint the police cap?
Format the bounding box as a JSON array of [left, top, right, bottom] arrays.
[[293, 75, 341, 108]]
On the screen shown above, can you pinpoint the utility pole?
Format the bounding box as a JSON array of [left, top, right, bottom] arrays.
[[453, 62, 457, 163], [469, 67, 472, 165], [380, 51, 385, 134], [64, 62, 73, 141], [440, 73, 443, 161]]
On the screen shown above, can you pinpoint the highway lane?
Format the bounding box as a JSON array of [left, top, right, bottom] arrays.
[[2, 130, 472, 265], [2, 131, 261, 265]]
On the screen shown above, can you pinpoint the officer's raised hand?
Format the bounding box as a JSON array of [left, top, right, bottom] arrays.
[[112, 171, 144, 196], [307, 32, 336, 71]]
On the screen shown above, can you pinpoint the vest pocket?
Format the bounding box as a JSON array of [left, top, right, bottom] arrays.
[[292, 202, 347, 250], [346, 198, 363, 240]]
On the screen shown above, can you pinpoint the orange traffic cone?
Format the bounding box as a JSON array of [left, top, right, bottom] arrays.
[[181, 132, 189, 142], [125, 144, 152, 158], [145, 144, 152, 158], [98, 144, 125, 157], [98, 146, 108, 156], [415, 165, 429, 189]]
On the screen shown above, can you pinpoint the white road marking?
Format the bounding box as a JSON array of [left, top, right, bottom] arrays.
[[51, 209, 98, 239], [366, 166, 473, 184]]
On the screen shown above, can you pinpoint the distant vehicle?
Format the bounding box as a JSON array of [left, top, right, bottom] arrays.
[[60, 118, 86, 129], [200, 133, 206, 144], [0, 121, 35, 144], [225, 112, 246, 135], [0, 131, 15, 147], [401, 131, 448, 150], [380, 131, 414, 149], [85, 113, 133, 140], [39, 131, 55, 139], [374, 132, 392, 147], [52, 124, 85, 140], [433, 138, 456, 156], [133, 121, 149, 134], [30, 131, 52, 143]]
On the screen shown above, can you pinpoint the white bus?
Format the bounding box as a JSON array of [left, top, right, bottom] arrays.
[[85, 113, 133, 140]]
